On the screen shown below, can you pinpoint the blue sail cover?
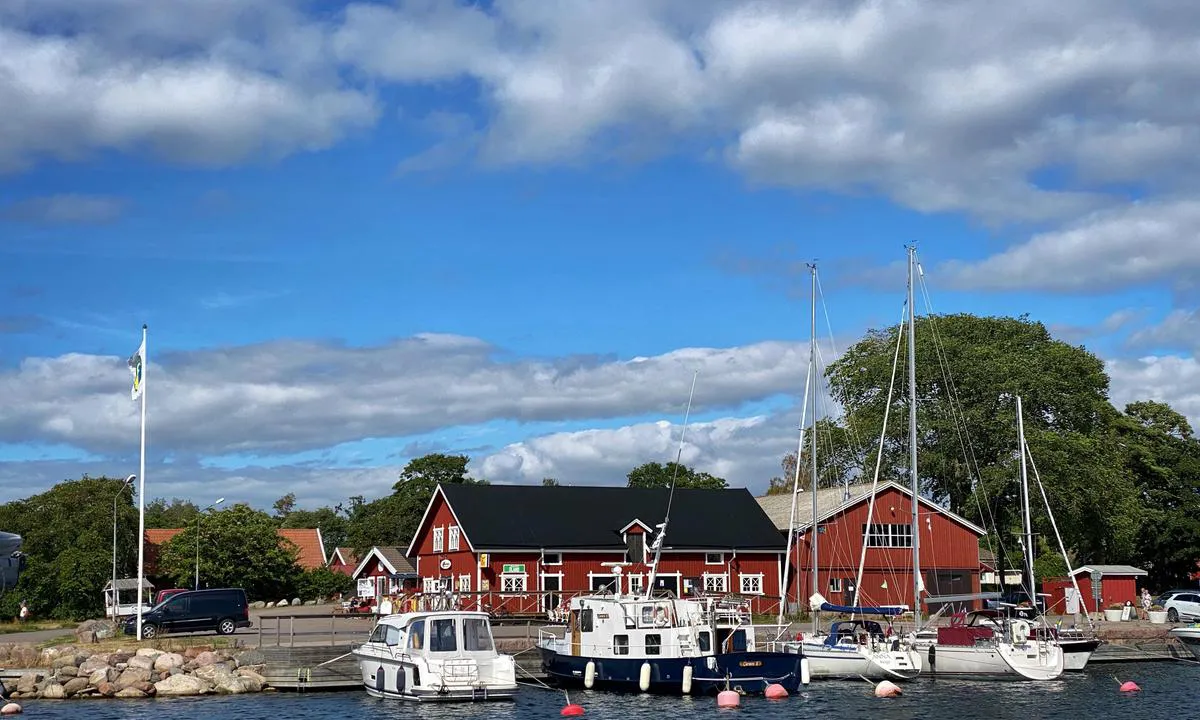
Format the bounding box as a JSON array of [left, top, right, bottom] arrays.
[[819, 602, 903, 616]]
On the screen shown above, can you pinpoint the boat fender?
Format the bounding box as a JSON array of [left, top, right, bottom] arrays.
[[638, 662, 651, 692], [800, 657, 811, 685], [681, 665, 693, 694], [928, 645, 936, 669], [584, 661, 596, 689], [0, 703, 21, 716], [1011, 619, 1031, 645], [875, 680, 902, 697]]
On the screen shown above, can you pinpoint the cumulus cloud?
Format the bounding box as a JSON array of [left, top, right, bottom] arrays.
[[0, 333, 810, 457], [1127, 309, 1200, 354], [1107, 355, 1200, 425]]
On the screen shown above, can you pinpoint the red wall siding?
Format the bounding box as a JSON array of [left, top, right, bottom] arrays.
[[1045, 575, 1138, 611], [785, 487, 982, 611]]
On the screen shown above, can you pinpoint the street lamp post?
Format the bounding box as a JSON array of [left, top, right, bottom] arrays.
[[195, 498, 226, 591], [111, 475, 136, 623]]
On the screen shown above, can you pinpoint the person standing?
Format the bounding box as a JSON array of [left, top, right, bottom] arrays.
[[18, 600, 28, 623], [1140, 587, 1152, 620]]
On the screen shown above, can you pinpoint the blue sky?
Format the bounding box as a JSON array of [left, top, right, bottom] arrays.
[[1, 0, 1197, 510]]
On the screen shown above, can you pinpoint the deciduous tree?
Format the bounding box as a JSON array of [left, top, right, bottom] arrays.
[[626, 462, 727, 490]]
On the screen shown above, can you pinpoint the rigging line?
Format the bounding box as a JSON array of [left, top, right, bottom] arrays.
[[852, 299, 908, 610], [1025, 435, 1096, 631], [646, 370, 699, 600], [814, 269, 869, 464], [915, 262, 1005, 565], [780, 357, 814, 626]]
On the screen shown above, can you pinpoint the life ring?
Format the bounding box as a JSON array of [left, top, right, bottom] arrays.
[[1011, 619, 1031, 644], [654, 604, 670, 627]]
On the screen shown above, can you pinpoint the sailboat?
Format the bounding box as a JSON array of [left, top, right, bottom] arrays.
[[772, 263, 922, 681], [896, 247, 1064, 681], [537, 374, 808, 695]]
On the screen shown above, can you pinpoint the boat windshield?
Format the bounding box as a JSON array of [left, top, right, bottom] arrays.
[[464, 616, 495, 652]]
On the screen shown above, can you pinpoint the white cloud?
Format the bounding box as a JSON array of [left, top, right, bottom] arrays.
[[1127, 309, 1200, 354], [0, 333, 810, 457], [1107, 355, 1200, 426], [936, 200, 1200, 292], [1, 194, 126, 224]]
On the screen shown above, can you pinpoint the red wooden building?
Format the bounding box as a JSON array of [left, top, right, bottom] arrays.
[[328, 546, 358, 576], [352, 546, 419, 601], [1043, 565, 1147, 615], [756, 481, 986, 615], [405, 484, 788, 616]]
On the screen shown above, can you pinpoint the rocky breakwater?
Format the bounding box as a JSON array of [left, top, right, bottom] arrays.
[[2, 645, 270, 700]]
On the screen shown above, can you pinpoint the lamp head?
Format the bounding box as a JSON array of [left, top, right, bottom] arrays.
[[124, 474, 136, 486]]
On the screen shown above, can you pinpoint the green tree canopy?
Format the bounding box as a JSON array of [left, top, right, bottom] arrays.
[[0, 476, 139, 620], [626, 462, 727, 490], [281, 505, 350, 556], [157, 504, 301, 601], [144, 497, 200, 528]]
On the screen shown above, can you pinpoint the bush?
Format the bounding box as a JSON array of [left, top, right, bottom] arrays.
[[295, 567, 354, 602]]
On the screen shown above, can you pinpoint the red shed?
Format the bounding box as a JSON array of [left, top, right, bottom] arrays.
[[352, 546, 419, 600], [757, 481, 986, 615], [1043, 565, 1147, 615], [328, 546, 358, 576], [406, 483, 787, 617]]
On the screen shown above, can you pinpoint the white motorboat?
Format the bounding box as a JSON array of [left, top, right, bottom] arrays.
[[1169, 625, 1200, 661], [353, 610, 517, 701]]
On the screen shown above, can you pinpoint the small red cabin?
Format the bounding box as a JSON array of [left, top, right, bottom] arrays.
[[1043, 565, 1148, 615]]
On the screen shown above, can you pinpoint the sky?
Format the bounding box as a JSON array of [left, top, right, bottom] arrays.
[[1, 0, 1197, 512]]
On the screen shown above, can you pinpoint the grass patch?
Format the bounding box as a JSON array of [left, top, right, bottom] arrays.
[[0, 620, 76, 635]]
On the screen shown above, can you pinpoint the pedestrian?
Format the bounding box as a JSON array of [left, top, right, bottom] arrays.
[[1140, 587, 1152, 620], [18, 600, 28, 623]]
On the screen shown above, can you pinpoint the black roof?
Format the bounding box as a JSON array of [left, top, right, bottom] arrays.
[[435, 484, 784, 551]]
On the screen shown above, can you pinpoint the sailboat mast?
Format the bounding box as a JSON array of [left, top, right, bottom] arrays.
[[906, 246, 922, 629], [1017, 396, 1035, 598], [808, 263, 819, 633], [644, 371, 698, 600]]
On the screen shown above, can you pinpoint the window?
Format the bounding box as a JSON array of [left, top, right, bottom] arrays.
[[739, 574, 763, 595], [705, 552, 725, 565], [640, 605, 655, 625], [580, 608, 594, 633], [457, 574, 471, 592], [369, 624, 387, 643], [645, 634, 662, 655], [542, 553, 562, 565], [501, 574, 527, 593], [408, 620, 424, 650], [697, 631, 712, 653], [862, 523, 913, 548], [422, 577, 438, 593], [703, 573, 728, 593], [384, 624, 401, 646], [625, 533, 645, 564], [614, 635, 629, 655], [591, 575, 618, 593], [430, 618, 457, 652], [463, 617, 494, 652], [448, 526, 460, 551], [628, 575, 644, 595], [432, 526, 444, 553], [829, 578, 843, 593], [438, 576, 451, 591], [730, 629, 747, 652]]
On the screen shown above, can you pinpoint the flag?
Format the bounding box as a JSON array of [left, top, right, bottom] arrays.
[[128, 338, 145, 401]]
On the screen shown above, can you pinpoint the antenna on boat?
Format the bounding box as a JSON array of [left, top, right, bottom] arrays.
[[644, 370, 699, 600]]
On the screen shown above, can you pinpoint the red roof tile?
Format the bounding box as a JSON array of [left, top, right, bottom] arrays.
[[142, 527, 326, 573]]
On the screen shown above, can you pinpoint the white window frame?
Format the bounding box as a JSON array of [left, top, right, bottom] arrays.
[[627, 574, 645, 595], [739, 573, 764, 595], [704, 552, 725, 565], [829, 577, 843, 593], [432, 526, 444, 553], [457, 574, 471, 592], [448, 525, 460, 552], [422, 577, 438, 593], [542, 552, 562, 565], [501, 574, 527, 593], [703, 573, 728, 593]]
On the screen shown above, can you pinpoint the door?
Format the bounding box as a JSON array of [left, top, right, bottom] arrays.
[[160, 595, 191, 633], [1065, 587, 1080, 615], [541, 575, 562, 613], [653, 575, 679, 596], [570, 610, 581, 655]]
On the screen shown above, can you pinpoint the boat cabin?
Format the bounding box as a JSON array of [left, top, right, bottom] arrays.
[[368, 611, 498, 656]]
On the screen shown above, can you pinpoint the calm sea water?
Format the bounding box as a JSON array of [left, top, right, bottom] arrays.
[[16, 662, 1196, 720]]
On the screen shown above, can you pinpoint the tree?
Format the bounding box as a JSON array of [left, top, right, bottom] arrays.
[[0, 476, 139, 620], [767, 419, 865, 494], [157, 504, 301, 601], [144, 497, 200, 528], [626, 462, 727, 490], [345, 494, 410, 553], [542, 477, 560, 487], [272, 493, 297, 519], [379, 453, 489, 552], [295, 567, 355, 602]]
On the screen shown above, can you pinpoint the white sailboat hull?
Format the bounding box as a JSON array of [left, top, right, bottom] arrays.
[[914, 639, 1064, 680], [798, 642, 922, 680]]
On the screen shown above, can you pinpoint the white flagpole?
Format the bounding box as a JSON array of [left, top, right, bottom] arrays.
[[135, 324, 147, 641]]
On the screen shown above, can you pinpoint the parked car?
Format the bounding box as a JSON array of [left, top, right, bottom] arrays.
[[985, 589, 1049, 614], [1154, 589, 1195, 608], [154, 588, 187, 605], [124, 587, 251, 639], [1163, 592, 1200, 623]]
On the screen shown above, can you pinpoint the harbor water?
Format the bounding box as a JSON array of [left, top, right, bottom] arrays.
[[15, 661, 1195, 719]]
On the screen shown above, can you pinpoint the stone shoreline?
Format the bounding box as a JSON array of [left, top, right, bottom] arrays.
[[1, 644, 270, 700]]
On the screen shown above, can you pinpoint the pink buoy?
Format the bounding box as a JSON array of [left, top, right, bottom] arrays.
[[764, 683, 788, 699], [875, 680, 902, 697], [717, 689, 741, 708], [1119, 681, 1140, 693], [0, 703, 21, 715], [561, 703, 585, 716]]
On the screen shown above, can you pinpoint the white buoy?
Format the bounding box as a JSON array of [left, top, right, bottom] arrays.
[[584, 661, 596, 689], [800, 658, 811, 685], [639, 662, 651, 692], [682, 665, 693, 694]]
